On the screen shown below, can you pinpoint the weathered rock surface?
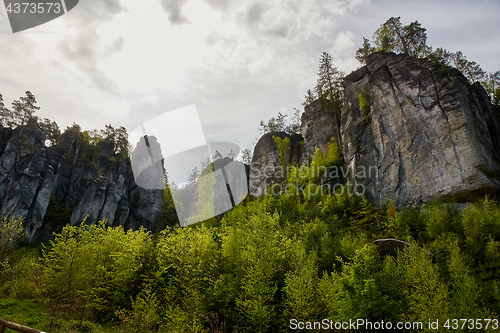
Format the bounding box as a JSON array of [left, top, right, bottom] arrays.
[[250, 52, 500, 205], [249, 132, 303, 197], [301, 99, 341, 160], [341, 52, 500, 206], [0, 122, 164, 242]]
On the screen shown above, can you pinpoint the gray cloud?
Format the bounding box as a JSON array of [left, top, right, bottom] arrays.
[[246, 3, 265, 24], [160, 0, 191, 25], [267, 25, 289, 38], [204, 0, 231, 12], [55, 0, 124, 94]]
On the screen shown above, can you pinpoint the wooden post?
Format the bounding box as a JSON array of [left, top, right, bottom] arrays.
[[0, 319, 44, 333]]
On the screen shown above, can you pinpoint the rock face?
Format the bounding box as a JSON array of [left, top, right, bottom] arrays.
[[250, 52, 500, 205], [341, 52, 500, 206], [301, 99, 341, 160], [0, 122, 164, 243], [249, 132, 303, 197]]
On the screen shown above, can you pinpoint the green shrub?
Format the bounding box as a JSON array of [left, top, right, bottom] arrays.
[[0, 217, 27, 261], [358, 85, 371, 123], [273, 136, 291, 169]]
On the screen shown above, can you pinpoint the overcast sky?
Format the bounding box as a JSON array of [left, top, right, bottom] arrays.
[[0, 0, 499, 156]]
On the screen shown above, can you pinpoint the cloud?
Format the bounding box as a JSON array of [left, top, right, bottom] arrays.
[[54, 0, 124, 93], [204, 0, 231, 11], [245, 3, 265, 24], [160, 0, 191, 25]]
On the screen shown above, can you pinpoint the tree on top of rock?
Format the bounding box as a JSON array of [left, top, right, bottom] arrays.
[[38, 117, 61, 146], [428, 48, 487, 83], [258, 108, 302, 136], [483, 71, 500, 108], [303, 89, 316, 106], [314, 52, 345, 114], [0, 91, 40, 128], [315, 52, 344, 102], [356, 16, 431, 64]]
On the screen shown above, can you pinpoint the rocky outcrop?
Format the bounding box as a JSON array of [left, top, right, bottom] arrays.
[[341, 52, 500, 206], [301, 99, 341, 160], [250, 52, 500, 205], [249, 132, 303, 197], [0, 122, 164, 242]]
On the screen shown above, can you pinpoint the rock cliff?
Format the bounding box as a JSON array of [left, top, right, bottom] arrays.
[[250, 52, 500, 205], [249, 132, 303, 197], [341, 52, 500, 206], [0, 122, 163, 242]]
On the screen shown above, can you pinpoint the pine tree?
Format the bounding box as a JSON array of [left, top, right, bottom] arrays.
[[483, 71, 500, 107], [451, 51, 486, 83], [355, 37, 376, 64], [39, 118, 61, 146], [213, 150, 223, 160], [241, 148, 253, 165], [227, 149, 236, 160], [11, 91, 40, 127], [303, 89, 316, 106], [0, 91, 40, 128], [357, 17, 431, 63], [315, 52, 344, 109]]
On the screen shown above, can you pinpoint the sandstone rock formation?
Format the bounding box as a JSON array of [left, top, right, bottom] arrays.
[[0, 122, 164, 242], [341, 52, 500, 206], [249, 132, 303, 197], [250, 52, 500, 205], [300, 99, 341, 160]]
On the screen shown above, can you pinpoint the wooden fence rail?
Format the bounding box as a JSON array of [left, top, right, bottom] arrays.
[[0, 319, 45, 333]]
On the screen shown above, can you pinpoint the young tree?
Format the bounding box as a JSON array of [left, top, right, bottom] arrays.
[[285, 108, 302, 135], [0, 91, 40, 128], [259, 109, 302, 136], [429, 48, 487, 84], [0, 218, 26, 261], [259, 112, 288, 135], [303, 89, 317, 106], [227, 149, 236, 160], [102, 124, 129, 157], [427, 47, 453, 68], [483, 70, 500, 107], [0, 94, 8, 127], [355, 37, 376, 64], [39, 118, 61, 146], [315, 52, 344, 103], [356, 17, 431, 63], [186, 167, 200, 190], [451, 51, 486, 83], [403, 20, 431, 57], [241, 148, 253, 165], [213, 150, 223, 161], [66, 122, 82, 133], [11, 91, 40, 127]]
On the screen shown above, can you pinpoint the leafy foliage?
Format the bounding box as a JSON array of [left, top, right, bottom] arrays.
[[259, 108, 302, 136], [241, 148, 253, 165], [83, 124, 129, 157], [302, 89, 316, 106], [0, 218, 27, 261], [2, 194, 500, 332], [315, 52, 344, 112], [38, 118, 61, 146], [482, 70, 500, 108], [272, 136, 291, 169], [358, 85, 371, 123], [429, 48, 487, 83], [356, 17, 431, 63], [0, 91, 40, 128]]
